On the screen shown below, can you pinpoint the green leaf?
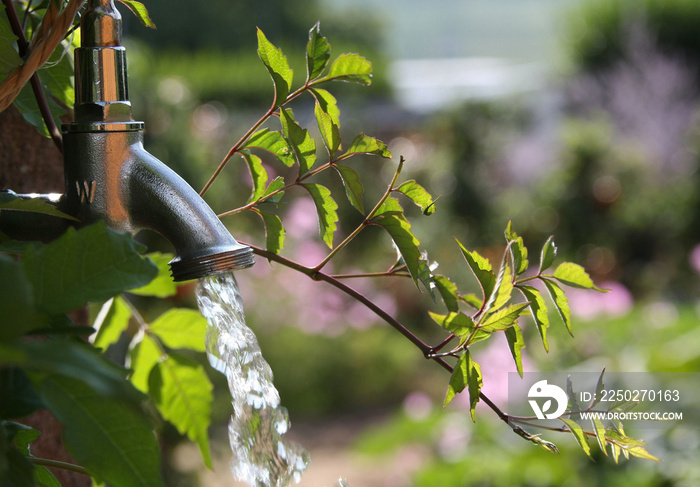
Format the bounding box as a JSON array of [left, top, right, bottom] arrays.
[[13, 82, 65, 138], [519, 285, 550, 352], [606, 430, 660, 462], [0, 192, 77, 221], [128, 336, 162, 394], [433, 274, 460, 312], [456, 241, 496, 306], [243, 129, 295, 167], [22, 222, 158, 314], [261, 176, 286, 203], [116, 0, 156, 28], [395, 180, 435, 215], [149, 353, 213, 469], [302, 183, 339, 248], [591, 415, 608, 456], [479, 302, 529, 332], [341, 133, 391, 159], [322, 53, 372, 85], [149, 309, 207, 353], [92, 296, 131, 350], [552, 262, 606, 291], [306, 22, 331, 81], [35, 465, 61, 487], [128, 253, 178, 298], [444, 351, 482, 422], [314, 101, 341, 157], [36, 374, 164, 487], [372, 213, 430, 290], [240, 151, 269, 203], [539, 236, 557, 273], [334, 164, 365, 214], [428, 311, 475, 336], [38, 39, 75, 115], [542, 278, 573, 337], [591, 368, 606, 409], [491, 263, 513, 312], [504, 324, 525, 377], [256, 28, 293, 107], [0, 7, 21, 74], [0, 254, 48, 341], [255, 210, 285, 255], [280, 108, 316, 174], [505, 222, 528, 276], [566, 376, 582, 421], [373, 196, 404, 217], [560, 418, 591, 459], [1, 340, 139, 401], [310, 88, 340, 128], [0, 368, 44, 419]]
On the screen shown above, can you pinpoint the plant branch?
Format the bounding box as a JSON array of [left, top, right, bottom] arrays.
[[29, 456, 90, 476], [242, 242, 519, 429], [2, 0, 63, 152], [311, 156, 405, 273]]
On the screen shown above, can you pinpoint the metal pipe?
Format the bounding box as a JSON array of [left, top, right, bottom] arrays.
[[2, 0, 254, 281]]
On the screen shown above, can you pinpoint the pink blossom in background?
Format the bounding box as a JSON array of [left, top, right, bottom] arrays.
[[285, 197, 322, 240], [689, 244, 700, 274], [566, 281, 633, 320]]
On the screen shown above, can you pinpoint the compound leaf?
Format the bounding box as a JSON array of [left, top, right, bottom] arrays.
[[302, 183, 339, 248], [257, 28, 293, 107]]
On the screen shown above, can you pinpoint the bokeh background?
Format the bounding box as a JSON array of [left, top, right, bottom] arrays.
[[120, 0, 700, 485]]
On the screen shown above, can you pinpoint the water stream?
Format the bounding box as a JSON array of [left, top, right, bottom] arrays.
[[195, 272, 309, 486]]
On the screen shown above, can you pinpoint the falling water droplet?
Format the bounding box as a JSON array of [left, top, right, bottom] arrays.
[[195, 272, 309, 486]]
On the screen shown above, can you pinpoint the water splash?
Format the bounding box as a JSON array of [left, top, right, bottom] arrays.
[[195, 272, 309, 486]]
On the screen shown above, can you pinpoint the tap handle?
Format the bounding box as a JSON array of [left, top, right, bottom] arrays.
[[81, 0, 122, 47]]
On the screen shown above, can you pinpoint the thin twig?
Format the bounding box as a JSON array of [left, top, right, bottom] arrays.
[[2, 0, 63, 152], [29, 456, 90, 476]]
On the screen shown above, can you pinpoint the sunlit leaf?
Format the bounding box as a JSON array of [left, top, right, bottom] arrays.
[[128, 335, 162, 394], [243, 129, 295, 167], [261, 176, 286, 203], [334, 164, 364, 214], [373, 196, 403, 217], [445, 351, 482, 422], [539, 236, 557, 273], [519, 285, 550, 352], [340, 133, 391, 159], [456, 241, 496, 306], [372, 213, 430, 290], [491, 262, 513, 311], [592, 416, 608, 456], [314, 101, 341, 157], [255, 209, 285, 255], [479, 302, 528, 332], [306, 22, 330, 81], [150, 353, 213, 468], [242, 151, 269, 203], [395, 180, 435, 215], [505, 221, 528, 276], [560, 418, 591, 458], [149, 309, 207, 353], [310, 88, 340, 128], [551, 262, 606, 291], [116, 0, 156, 28], [606, 430, 660, 462], [504, 324, 525, 377], [433, 274, 459, 312], [323, 53, 372, 85], [280, 108, 316, 174], [92, 296, 131, 350], [257, 28, 293, 107], [128, 252, 178, 298], [566, 376, 582, 421], [591, 368, 606, 409], [302, 183, 339, 248], [542, 278, 573, 336], [428, 311, 475, 336]]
